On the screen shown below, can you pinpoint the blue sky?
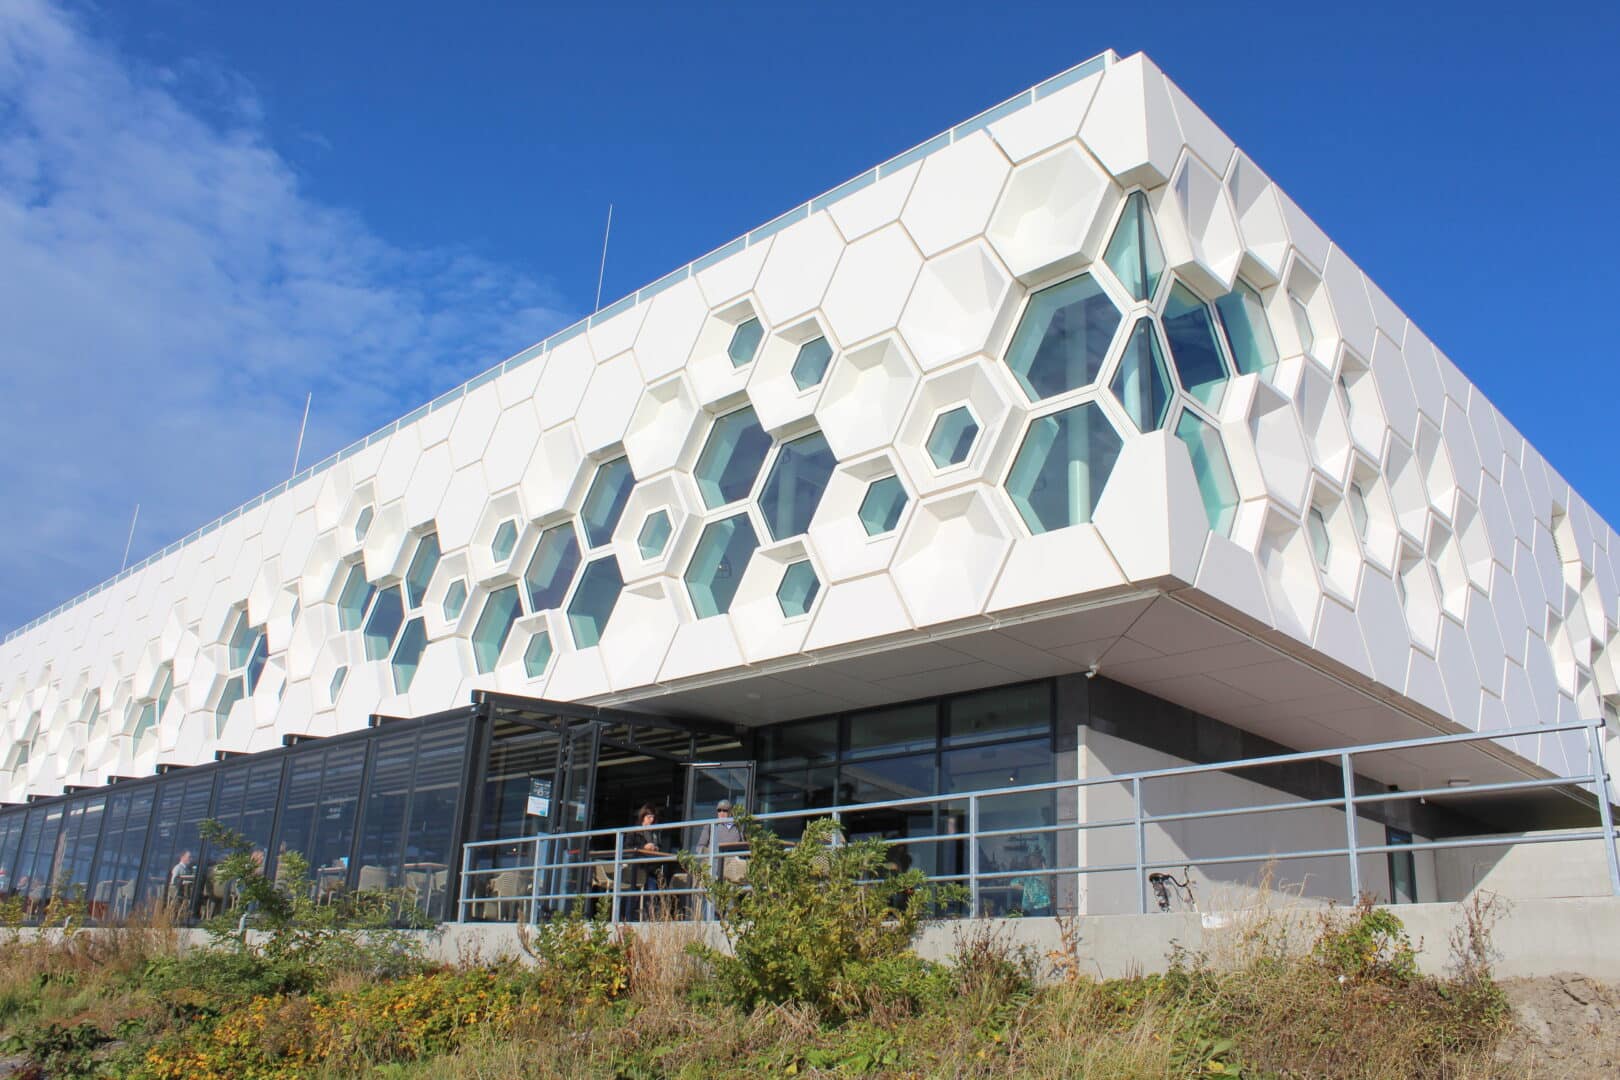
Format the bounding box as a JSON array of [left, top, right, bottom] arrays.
[[1, 0, 1616, 635]]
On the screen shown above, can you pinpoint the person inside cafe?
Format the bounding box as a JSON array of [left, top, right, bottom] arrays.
[[625, 803, 664, 918]]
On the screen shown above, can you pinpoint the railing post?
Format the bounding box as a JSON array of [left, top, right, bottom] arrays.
[[610, 832, 624, 929], [457, 844, 471, 923], [1341, 752, 1362, 903], [967, 796, 981, 918], [528, 835, 544, 925], [1587, 721, 1620, 897], [1132, 777, 1146, 915], [707, 822, 719, 922]]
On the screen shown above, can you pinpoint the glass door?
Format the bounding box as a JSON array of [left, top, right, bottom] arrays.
[[684, 761, 754, 852], [537, 722, 598, 918]]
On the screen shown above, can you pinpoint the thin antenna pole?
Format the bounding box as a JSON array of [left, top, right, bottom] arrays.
[[120, 504, 140, 572], [290, 391, 312, 476], [594, 203, 614, 312]]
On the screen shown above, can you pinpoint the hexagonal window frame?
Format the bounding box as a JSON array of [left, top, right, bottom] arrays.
[[567, 556, 625, 649], [924, 404, 982, 471], [1002, 272, 1125, 403], [685, 513, 759, 619], [694, 405, 772, 510], [858, 474, 909, 537], [758, 429, 837, 542], [1003, 401, 1125, 535], [637, 509, 673, 560], [776, 560, 821, 619]]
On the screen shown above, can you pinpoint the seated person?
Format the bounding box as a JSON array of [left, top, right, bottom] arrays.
[[625, 804, 664, 919], [695, 800, 745, 852]]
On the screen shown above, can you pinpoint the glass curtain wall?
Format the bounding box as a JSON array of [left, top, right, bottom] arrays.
[[87, 786, 154, 920]]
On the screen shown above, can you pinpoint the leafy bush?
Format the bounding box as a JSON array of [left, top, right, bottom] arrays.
[[680, 814, 957, 1020], [515, 906, 631, 1015], [1310, 897, 1419, 983]]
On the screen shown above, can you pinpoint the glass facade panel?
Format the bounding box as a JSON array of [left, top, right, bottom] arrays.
[[363, 585, 405, 661], [391, 617, 428, 692], [1103, 191, 1165, 303], [685, 514, 758, 618], [138, 774, 214, 909], [523, 631, 554, 678], [442, 580, 468, 622], [568, 557, 624, 648], [695, 407, 771, 509], [947, 682, 1051, 747], [637, 510, 672, 559], [1109, 318, 1174, 432], [1163, 283, 1230, 409], [1004, 403, 1122, 533], [727, 317, 764, 367], [858, 475, 908, 536], [0, 811, 27, 898], [490, 520, 518, 564], [55, 797, 106, 900], [1214, 281, 1280, 379], [776, 560, 820, 618], [926, 407, 979, 468], [471, 585, 521, 673], [580, 457, 635, 548], [524, 523, 581, 612], [1174, 411, 1239, 536], [355, 732, 415, 897], [87, 786, 151, 919], [759, 431, 836, 541], [1004, 273, 1122, 401], [14, 805, 64, 914], [338, 564, 374, 631], [848, 703, 937, 759], [791, 336, 833, 389], [405, 533, 441, 608]]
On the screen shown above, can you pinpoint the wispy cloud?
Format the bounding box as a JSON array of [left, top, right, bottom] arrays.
[[0, 0, 573, 633]]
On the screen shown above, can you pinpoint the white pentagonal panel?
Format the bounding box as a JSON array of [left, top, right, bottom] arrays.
[[1383, 437, 1429, 544], [816, 335, 921, 461], [820, 224, 922, 347], [374, 425, 422, 506], [403, 444, 454, 527], [1155, 152, 1242, 297], [891, 488, 1012, 627], [986, 143, 1120, 282], [1292, 361, 1353, 487], [753, 213, 843, 326], [624, 376, 699, 478], [1245, 382, 1311, 515], [434, 464, 492, 553], [1225, 152, 1288, 285], [483, 403, 542, 493], [826, 162, 918, 241], [1414, 419, 1458, 521], [519, 424, 588, 521], [901, 131, 1009, 257], [587, 300, 647, 364], [1319, 247, 1377, 361], [576, 352, 643, 454], [898, 240, 1017, 372], [988, 68, 1100, 163], [1078, 53, 1182, 188], [598, 583, 680, 692], [448, 387, 501, 469], [695, 236, 770, 309], [634, 277, 708, 382]]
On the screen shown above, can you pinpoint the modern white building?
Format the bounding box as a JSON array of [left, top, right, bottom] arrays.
[[2, 51, 1616, 922]]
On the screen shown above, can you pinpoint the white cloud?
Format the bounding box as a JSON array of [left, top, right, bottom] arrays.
[[0, 0, 572, 632]]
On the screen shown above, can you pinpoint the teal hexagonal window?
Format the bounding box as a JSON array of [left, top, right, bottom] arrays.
[[776, 560, 820, 618], [1174, 411, 1238, 536], [329, 665, 348, 703], [1103, 191, 1165, 303], [1214, 280, 1279, 379], [791, 336, 833, 390], [1306, 506, 1331, 568], [213, 678, 243, 735], [568, 557, 624, 648], [926, 406, 979, 469], [363, 585, 405, 661], [1004, 274, 1122, 402], [1005, 404, 1123, 534], [1163, 283, 1231, 409], [244, 633, 269, 693], [685, 514, 758, 618], [728, 317, 764, 367], [523, 631, 554, 678], [354, 505, 374, 542], [227, 611, 256, 668], [637, 510, 672, 559], [471, 585, 521, 673], [156, 666, 173, 716], [337, 564, 374, 632], [442, 579, 467, 622], [1110, 318, 1174, 433], [404, 533, 440, 608], [759, 431, 836, 541], [695, 406, 771, 509], [525, 523, 581, 611], [391, 617, 427, 693], [491, 519, 518, 563], [580, 457, 635, 548], [859, 475, 908, 536]]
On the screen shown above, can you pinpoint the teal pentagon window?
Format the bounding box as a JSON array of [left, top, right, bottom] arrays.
[[363, 585, 405, 661], [858, 475, 908, 536], [227, 611, 256, 668], [391, 617, 427, 693], [329, 665, 348, 703], [471, 585, 521, 673], [637, 510, 672, 559], [1110, 318, 1174, 433], [491, 519, 518, 563], [213, 678, 243, 735], [1307, 507, 1331, 568], [525, 523, 581, 611], [926, 406, 979, 469], [728, 317, 765, 367], [404, 533, 441, 608], [1174, 411, 1239, 536], [337, 564, 374, 631], [1003, 274, 1122, 402], [685, 514, 758, 619], [1162, 283, 1231, 409], [695, 407, 771, 509], [580, 457, 635, 548], [776, 560, 820, 619], [1103, 191, 1165, 303], [442, 579, 468, 622], [156, 668, 173, 717], [523, 631, 554, 678], [354, 505, 374, 542], [1005, 403, 1123, 534], [759, 431, 837, 541], [1347, 482, 1369, 539], [244, 632, 269, 693], [1214, 280, 1279, 379], [568, 557, 624, 648], [791, 336, 833, 390], [1289, 294, 1315, 354]]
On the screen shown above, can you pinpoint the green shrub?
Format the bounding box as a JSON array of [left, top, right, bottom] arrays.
[[680, 814, 957, 1021], [516, 906, 631, 1014], [1311, 898, 1419, 983]]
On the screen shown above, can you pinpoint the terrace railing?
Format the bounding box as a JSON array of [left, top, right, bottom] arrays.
[[457, 718, 1620, 925]]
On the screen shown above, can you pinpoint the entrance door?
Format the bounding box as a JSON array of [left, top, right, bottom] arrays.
[[534, 722, 599, 918], [683, 761, 754, 852]]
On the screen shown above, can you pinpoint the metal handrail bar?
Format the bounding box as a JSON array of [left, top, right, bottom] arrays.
[[457, 718, 1619, 922]]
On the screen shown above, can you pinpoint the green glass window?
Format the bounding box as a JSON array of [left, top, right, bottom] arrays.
[[471, 585, 521, 673], [213, 678, 243, 735], [1348, 483, 1369, 539], [442, 579, 467, 622], [391, 617, 428, 693], [329, 665, 348, 703], [404, 534, 441, 609], [524, 523, 581, 612], [777, 560, 820, 618], [685, 514, 758, 618], [728, 317, 765, 367], [926, 406, 979, 468], [695, 407, 771, 509], [858, 475, 907, 536], [1307, 507, 1331, 568], [1162, 283, 1230, 409], [1214, 280, 1279, 379], [1004, 403, 1123, 533], [580, 457, 635, 548], [568, 557, 624, 648], [363, 586, 405, 661], [1003, 274, 1122, 402], [1103, 191, 1165, 304], [523, 632, 554, 678], [490, 520, 518, 563], [337, 564, 374, 632], [1289, 294, 1315, 354], [1174, 411, 1239, 536], [791, 336, 834, 390], [637, 510, 672, 559], [1109, 318, 1174, 432], [759, 431, 837, 541], [354, 505, 374, 542]]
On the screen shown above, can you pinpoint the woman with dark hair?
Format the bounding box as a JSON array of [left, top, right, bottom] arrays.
[[625, 803, 663, 920]]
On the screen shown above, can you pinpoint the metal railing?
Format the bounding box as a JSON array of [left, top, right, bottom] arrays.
[[457, 719, 1620, 924]]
